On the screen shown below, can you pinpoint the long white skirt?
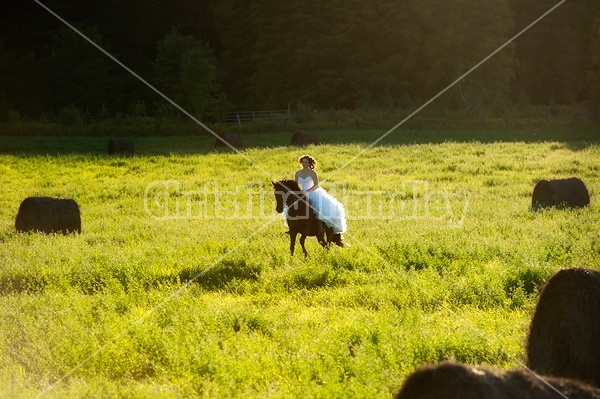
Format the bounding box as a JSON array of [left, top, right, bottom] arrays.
[[309, 188, 346, 233], [283, 188, 347, 233]]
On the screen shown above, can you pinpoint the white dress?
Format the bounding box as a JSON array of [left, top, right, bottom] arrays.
[[297, 176, 347, 233]]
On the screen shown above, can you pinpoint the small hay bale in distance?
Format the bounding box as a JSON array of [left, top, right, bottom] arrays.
[[15, 197, 81, 234], [291, 131, 320, 146], [532, 177, 590, 209], [108, 138, 135, 155], [215, 133, 244, 149]]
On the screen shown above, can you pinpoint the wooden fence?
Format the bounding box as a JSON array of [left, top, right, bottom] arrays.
[[223, 105, 291, 126]]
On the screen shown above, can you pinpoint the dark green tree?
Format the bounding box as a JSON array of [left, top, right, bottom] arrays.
[[236, 0, 517, 111], [4, 0, 600, 119], [151, 28, 220, 119], [210, 0, 258, 109], [508, 0, 599, 105], [40, 25, 125, 115], [586, 19, 600, 119], [397, 0, 517, 112], [0, 41, 14, 121], [92, 0, 168, 72]]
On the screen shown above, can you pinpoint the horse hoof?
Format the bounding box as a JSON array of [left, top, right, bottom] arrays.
[[332, 234, 346, 247], [336, 239, 346, 247]]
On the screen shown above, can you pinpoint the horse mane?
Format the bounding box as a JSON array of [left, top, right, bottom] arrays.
[[275, 179, 301, 192]]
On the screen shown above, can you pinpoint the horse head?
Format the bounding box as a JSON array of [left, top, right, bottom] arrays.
[[272, 181, 285, 213], [272, 180, 301, 213]]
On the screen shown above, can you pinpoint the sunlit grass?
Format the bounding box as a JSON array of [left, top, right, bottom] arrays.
[[0, 132, 598, 398]]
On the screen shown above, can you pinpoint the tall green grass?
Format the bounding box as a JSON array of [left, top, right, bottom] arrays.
[[0, 132, 598, 398]]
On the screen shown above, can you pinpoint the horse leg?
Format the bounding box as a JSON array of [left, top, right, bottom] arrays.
[[299, 234, 309, 257], [317, 233, 327, 248], [316, 228, 327, 248], [325, 225, 334, 249], [290, 232, 297, 256]]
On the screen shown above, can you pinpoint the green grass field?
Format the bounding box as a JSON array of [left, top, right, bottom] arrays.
[[0, 130, 599, 398]]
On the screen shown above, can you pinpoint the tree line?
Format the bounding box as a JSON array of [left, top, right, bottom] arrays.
[[1, 0, 599, 123]]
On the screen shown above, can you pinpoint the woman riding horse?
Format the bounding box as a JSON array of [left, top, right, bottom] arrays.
[[293, 155, 346, 247], [272, 179, 330, 257]]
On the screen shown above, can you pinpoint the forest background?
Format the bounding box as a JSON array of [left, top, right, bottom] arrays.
[[1, 0, 600, 132]]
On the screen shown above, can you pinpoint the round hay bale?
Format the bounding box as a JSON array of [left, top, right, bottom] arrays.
[[393, 361, 600, 399], [291, 131, 320, 146], [108, 138, 135, 155], [215, 133, 244, 149], [532, 177, 590, 208], [15, 197, 81, 234], [527, 268, 600, 387]]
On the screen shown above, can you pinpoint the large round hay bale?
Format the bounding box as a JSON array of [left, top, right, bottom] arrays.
[[15, 197, 81, 234], [527, 268, 600, 387], [108, 138, 135, 155], [393, 361, 600, 399], [291, 131, 319, 146], [215, 133, 243, 149], [532, 177, 590, 208]]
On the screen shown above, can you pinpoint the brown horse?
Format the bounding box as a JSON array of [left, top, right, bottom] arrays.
[[272, 179, 334, 257]]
